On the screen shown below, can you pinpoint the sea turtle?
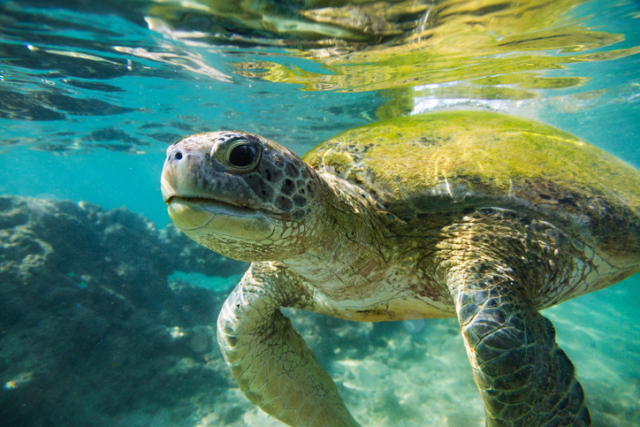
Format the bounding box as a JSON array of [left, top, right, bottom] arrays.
[[160, 111, 640, 427]]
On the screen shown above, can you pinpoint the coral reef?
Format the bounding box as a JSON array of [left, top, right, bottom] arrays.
[[0, 196, 248, 426]]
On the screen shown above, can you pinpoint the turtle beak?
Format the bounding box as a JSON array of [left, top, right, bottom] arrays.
[[161, 146, 217, 230], [161, 175, 176, 205]]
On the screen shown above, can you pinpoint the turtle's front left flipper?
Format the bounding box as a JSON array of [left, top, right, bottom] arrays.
[[217, 262, 360, 427], [440, 209, 592, 427]]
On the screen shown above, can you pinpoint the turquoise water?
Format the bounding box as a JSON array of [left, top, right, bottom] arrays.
[[1, 0, 639, 426]]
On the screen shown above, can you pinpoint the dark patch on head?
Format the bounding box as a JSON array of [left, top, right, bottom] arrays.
[[291, 209, 305, 221], [293, 195, 307, 207], [245, 174, 274, 202], [260, 158, 282, 182], [281, 179, 295, 196], [285, 162, 300, 178], [275, 196, 293, 212], [306, 181, 317, 198], [259, 159, 281, 184]]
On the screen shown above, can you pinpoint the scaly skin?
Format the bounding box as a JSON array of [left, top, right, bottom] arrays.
[[161, 112, 640, 427], [437, 208, 592, 426]]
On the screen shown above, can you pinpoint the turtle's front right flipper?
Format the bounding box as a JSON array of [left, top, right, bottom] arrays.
[[441, 209, 592, 427], [449, 270, 591, 426], [217, 262, 360, 427]]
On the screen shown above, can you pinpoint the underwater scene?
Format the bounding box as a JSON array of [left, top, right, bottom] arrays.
[[1, 0, 639, 426]]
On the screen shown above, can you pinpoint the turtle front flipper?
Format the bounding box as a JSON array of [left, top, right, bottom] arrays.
[[440, 208, 592, 427], [217, 262, 360, 427]]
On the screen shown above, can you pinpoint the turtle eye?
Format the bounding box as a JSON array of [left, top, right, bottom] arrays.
[[229, 144, 257, 168], [213, 137, 262, 172]]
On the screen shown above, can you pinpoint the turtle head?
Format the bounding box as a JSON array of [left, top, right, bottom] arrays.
[[161, 131, 321, 261]]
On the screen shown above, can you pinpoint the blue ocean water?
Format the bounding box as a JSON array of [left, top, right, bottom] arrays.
[[1, 0, 639, 426]]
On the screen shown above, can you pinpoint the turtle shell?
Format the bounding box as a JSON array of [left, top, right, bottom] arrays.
[[303, 111, 640, 268]]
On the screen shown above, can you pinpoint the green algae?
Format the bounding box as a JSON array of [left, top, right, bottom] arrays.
[[304, 111, 640, 213]]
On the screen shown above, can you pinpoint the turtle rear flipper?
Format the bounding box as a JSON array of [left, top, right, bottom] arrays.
[[442, 209, 592, 426], [217, 262, 360, 427]]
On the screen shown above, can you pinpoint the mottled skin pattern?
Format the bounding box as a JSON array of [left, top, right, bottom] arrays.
[[161, 111, 640, 427]]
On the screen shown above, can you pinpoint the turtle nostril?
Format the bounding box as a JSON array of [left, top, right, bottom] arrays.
[[174, 151, 183, 160]]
